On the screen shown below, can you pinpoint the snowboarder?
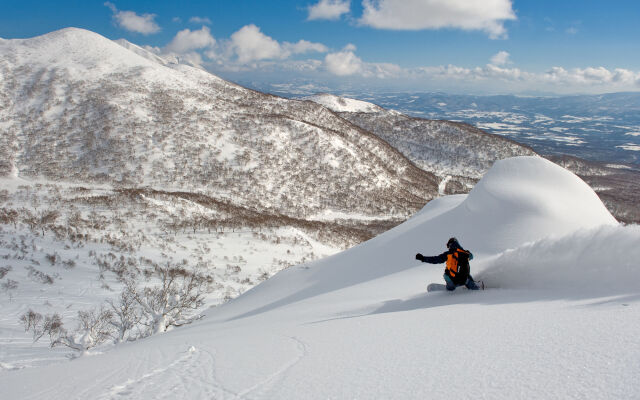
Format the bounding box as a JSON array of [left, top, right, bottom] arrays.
[[415, 237, 480, 291]]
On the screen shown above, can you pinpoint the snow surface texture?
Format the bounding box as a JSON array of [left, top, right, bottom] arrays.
[[3, 156, 640, 400]]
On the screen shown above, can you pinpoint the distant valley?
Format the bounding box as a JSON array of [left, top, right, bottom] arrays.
[[366, 91, 640, 166]]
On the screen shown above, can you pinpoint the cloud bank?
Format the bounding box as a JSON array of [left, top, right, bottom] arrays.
[[146, 19, 640, 95]]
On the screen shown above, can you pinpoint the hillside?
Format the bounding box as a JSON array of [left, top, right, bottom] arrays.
[[305, 94, 538, 194], [3, 156, 639, 399], [307, 94, 640, 222], [0, 28, 435, 219]]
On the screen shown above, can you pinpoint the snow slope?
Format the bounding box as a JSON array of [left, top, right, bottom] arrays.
[[3, 156, 640, 400]]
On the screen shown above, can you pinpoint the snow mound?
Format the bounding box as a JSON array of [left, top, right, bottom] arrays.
[[478, 224, 640, 294], [304, 93, 384, 113], [458, 156, 618, 253]]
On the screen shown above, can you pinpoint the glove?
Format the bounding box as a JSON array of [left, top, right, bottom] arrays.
[[415, 253, 424, 262]]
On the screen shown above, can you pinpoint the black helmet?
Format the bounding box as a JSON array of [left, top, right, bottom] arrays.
[[447, 237, 459, 249]]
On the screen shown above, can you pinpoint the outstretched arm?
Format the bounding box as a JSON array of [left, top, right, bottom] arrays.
[[415, 252, 448, 264]]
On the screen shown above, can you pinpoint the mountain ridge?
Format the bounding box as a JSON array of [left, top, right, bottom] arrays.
[[0, 27, 437, 219]]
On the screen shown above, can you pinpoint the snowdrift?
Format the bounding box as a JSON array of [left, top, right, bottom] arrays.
[[216, 156, 621, 320], [478, 224, 640, 294]]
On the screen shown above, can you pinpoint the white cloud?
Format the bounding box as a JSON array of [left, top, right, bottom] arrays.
[[343, 43, 357, 52], [284, 40, 329, 55], [308, 0, 350, 21], [566, 27, 578, 35], [226, 25, 327, 63], [324, 50, 363, 76], [189, 16, 212, 25], [230, 24, 285, 63], [416, 63, 528, 82], [165, 26, 216, 54], [490, 51, 511, 66], [104, 2, 160, 35], [359, 0, 516, 39], [366, 62, 405, 79], [480, 64, 526, 81]]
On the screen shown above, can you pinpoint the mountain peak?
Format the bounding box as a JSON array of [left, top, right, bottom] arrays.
[[1, 27, 163, 74]]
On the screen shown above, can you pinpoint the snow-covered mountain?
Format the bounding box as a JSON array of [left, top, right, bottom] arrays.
[[0, 28, 435, 219], [305, 93, 537, 193], [4, 156, 639, 399]]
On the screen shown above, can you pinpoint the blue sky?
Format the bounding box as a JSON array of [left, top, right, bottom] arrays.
[[2, 0, 640, 95]]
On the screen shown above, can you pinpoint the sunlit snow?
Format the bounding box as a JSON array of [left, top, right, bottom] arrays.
[[3, 156, 639, 399]]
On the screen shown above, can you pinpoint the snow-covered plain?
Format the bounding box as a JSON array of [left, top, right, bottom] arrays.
[[3, 156, 640, 399]]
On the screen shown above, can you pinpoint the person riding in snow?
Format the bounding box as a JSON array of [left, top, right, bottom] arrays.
[[416, 237, 479, 291]]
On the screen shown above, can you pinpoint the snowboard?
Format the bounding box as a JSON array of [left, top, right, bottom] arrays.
[[427, 281, 484, 292], [427, 283, 447, 292]]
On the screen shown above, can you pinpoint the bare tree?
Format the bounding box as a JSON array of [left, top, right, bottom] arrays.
[[106, 284, 142, 343], [131, 265, 211, 335], [20, 310, 64, 344], [20, 309, 45, 342], [0, 208, 19, 229], [53, 307, 113, 352], [0, 266, 11, 279], [40, 210, 60, 231], [1, 279, 19, 301]]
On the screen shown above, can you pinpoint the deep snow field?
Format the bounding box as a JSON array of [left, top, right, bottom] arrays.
[[3, 156, 640, 399]]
